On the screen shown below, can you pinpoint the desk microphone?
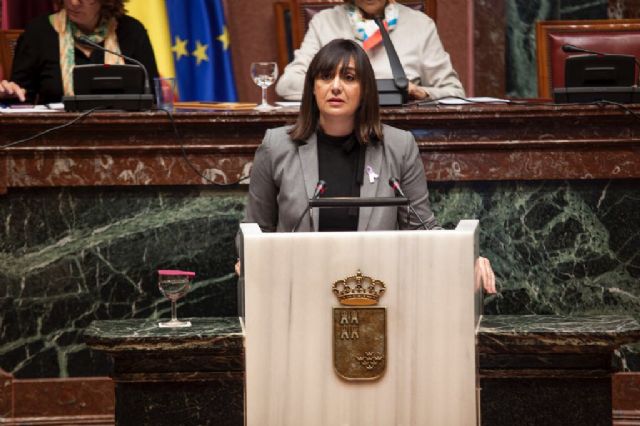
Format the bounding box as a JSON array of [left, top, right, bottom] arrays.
[[75, 35, 151, 94], [373, 17, 409, 105], [562, 43, 640, 85], [562, 44, 607, 56], [374, 17, 409, 93], [388, 178, 429, 230], [291, 180, 326, 232]]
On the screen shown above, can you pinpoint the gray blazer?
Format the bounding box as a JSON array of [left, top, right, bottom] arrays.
[[243, 124, 440, 232]]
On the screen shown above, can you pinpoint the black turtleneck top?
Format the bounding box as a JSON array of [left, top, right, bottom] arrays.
[[316, 129, 365, 232]]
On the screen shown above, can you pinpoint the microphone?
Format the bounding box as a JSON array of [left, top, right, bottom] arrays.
[[76, 35, 151, 94], [562, 43, 640, 85], [389, 177, 413, 200], [561, 44, 603, 55], [291, 180, 326, 232], [374, 18, 408, 93], [388, 178, 429, 230], [312, 179, 327, 199], [367, 15, 408, 106]]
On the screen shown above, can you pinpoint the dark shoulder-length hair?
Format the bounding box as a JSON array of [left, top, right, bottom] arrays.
[[288, 39, 383, 145], [54, 0, 127, 21]]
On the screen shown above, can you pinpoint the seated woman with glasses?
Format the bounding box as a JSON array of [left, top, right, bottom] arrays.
[[0, 0, 158, 104]]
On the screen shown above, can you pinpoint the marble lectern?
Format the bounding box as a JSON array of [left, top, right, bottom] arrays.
[[240, 220, 483, 426]]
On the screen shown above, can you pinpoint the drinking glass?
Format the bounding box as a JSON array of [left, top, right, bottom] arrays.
[[158, 270, 195, 328], [250, 62, 278, 111], [153, 77, 176, 112]]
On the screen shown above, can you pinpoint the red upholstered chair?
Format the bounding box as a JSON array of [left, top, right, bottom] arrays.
[[536, 19, 640, 98], [274, 0, 437, 72], [0, 30, 23, 80]]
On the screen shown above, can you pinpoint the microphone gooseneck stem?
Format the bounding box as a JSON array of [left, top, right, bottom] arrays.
[[407, 204, 428, 230], [291, 181, 326, 232], [389, 178, 429, 230], [562, 44, 601, 55], [77, 36, 151, 94], [291, 212, 306, 233], [374, 17, 408, 92]]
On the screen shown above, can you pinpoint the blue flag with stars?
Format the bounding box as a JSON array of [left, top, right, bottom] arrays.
[[166, 0, 238, 102]]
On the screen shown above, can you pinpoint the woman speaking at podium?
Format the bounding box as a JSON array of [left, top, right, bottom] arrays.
[[0, 0, 158, 104], [241, 39, 496, 293], [276, 0, 464, 101]]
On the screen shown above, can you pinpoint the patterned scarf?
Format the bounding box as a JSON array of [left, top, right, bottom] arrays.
[[49, 9, 124, 96], [345, 1, 399, 51]]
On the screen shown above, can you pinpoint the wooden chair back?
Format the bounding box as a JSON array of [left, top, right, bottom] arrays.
[[0, 30, 23, 80], [536, 19, 640, 98]]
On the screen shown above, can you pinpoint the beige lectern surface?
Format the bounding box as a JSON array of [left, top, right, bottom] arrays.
[[241, 221, 482, 426]]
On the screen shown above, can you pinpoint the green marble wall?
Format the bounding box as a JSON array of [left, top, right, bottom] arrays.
[[506, 0, 609, 97], [0, 180, 638, 378], [0, 188, 245, 378]]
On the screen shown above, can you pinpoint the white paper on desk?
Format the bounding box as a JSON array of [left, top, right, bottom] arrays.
[[436, 96, 511, 105], [46, 103, 65, 111], [0, 105, 62, 113], [275, 101, 301, 108]]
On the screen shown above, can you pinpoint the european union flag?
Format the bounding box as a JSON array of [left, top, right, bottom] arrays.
[[166, 0, 238, 102]]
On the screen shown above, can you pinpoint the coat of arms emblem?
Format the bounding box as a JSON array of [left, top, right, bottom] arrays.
[[332, 270, 386, 381]]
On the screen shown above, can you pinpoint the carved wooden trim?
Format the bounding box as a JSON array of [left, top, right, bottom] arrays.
[[0, 374, 114, 424], [1, 105, 639, 193], [274, 1, 293, 72], [0, 414, 114, 425], [0, 30, 23, 79], [613, 411, 640, 426], [613, 372, 640, 425], [0, 370, 12, 418]]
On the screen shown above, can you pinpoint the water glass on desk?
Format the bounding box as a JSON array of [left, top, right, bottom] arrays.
[[250, 62, 278, 112], [154, 77, 176, 112], [158, 269, 195, 328]]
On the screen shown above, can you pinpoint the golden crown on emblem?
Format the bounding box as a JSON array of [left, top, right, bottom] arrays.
[[332, 270, 386, 306]]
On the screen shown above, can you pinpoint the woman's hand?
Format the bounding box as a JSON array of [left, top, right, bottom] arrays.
[[476, 256, 497, 294], [0, 80, 26, 102], [408, 82, 428, 100], [235, 259, 241, 276]]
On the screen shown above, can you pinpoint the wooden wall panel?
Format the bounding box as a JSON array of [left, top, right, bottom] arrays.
[[227, 0, 280, 103], [613, 372, 640, 426], [0, 376, 114, 425], [437, 0, 473, 95]]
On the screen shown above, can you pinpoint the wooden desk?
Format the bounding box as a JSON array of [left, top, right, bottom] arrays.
[[1, 103, 639, 193]]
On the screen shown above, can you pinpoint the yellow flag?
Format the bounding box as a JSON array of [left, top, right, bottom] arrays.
[[127, 0, 175, 78]]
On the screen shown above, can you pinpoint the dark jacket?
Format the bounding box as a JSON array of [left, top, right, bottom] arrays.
[[11, 13, 158, 104]]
